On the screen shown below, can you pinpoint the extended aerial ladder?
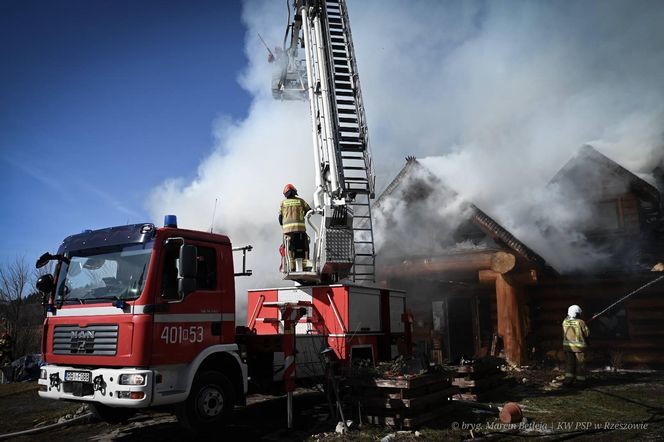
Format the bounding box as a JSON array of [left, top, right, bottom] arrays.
[[273, 0, 376, 284]]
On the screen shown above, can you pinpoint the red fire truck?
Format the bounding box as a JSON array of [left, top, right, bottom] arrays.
[[35, 218, 408, 431]]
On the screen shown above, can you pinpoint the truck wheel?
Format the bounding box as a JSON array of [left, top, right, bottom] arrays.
[[89, 403, 136, 424], [176, 370, 235, 433]]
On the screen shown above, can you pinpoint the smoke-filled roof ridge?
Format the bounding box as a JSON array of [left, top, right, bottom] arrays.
[[550, 145, 661, 203], [375, 157, 552, 270], [468, 203, 548, 268]]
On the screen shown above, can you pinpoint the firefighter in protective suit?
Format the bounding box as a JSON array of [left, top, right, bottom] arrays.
[[279, 184, 312, 272], [562, 305, 590, 386]]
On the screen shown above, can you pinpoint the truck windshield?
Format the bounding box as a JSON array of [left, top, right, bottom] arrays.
[[56, 242, 153, 305]]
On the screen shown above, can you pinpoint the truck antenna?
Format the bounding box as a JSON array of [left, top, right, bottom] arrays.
[[210, 198, 219, 233]]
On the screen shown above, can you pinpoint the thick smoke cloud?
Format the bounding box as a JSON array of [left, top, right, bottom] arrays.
[[148, 0, 664, 312]]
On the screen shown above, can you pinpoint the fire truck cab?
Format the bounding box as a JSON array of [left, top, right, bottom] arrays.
[[37, 218, 246, 429]]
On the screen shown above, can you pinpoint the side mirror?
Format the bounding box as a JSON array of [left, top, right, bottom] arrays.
[[36, 274, 55, 294], [178, 244, 197, 297], [36, 252, 53, 269]]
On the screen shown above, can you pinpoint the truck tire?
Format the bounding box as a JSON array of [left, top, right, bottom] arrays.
[[176, 370, 235, 433], [89, 403, 136, 424]]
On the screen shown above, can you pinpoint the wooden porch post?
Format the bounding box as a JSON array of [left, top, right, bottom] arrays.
[[495, 274, 525, 365], [479, 269, 535, 366]]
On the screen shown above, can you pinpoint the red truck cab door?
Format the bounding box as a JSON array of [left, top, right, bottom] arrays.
[[150, 238, 229, 366]]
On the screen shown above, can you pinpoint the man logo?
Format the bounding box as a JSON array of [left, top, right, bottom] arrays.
[[71, 330, 95, 341]]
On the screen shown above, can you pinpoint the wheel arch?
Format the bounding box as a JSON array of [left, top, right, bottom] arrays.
[[184, 344, 247, 405]]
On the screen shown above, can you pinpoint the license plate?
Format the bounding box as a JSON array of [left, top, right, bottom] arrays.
[[64, 370, 91, 383]]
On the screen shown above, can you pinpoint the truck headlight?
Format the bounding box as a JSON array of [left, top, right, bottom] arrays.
[[40, 369, 47, 380], [118, 373, 146, 385]]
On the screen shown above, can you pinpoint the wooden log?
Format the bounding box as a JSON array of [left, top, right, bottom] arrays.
[[626, 310, 664, 321], [627, 298, 664, 309], [346, 373, 451, 390], [479, 269, 538, 285], [490, 252, 516, 274], [382, 251, 517, 277], [629, 325, 664, 337], [385, 381, 451, 399], [364, 404, 451, 429], [354, 387, 457, 410]]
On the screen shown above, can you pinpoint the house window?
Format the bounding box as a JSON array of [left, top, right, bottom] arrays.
[[583, 298, 629, 339]]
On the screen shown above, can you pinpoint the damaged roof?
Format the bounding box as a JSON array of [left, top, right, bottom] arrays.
[[550, 145, 661, 204], [374, 157, 548, 268]]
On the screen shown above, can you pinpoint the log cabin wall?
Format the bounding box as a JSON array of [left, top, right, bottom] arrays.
[[528, 278, 664, 368]]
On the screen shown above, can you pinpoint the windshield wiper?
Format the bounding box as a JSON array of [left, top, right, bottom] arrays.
[[83, 295, 121, 302], [60, 297, 86, 305]]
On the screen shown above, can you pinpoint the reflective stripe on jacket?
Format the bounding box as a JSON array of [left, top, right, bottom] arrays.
[[280, 197, 312, 233], [562, 318, 589, 352]]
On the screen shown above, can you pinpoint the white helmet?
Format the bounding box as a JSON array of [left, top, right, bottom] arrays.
[[568, 305, 582, 318]]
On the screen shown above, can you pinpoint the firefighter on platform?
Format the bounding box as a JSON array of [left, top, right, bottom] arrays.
[[562, 305, 590, 386], [279, 184, 312, 272]]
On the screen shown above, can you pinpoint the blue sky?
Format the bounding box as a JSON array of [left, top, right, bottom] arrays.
[[1, 0, 251, 265]]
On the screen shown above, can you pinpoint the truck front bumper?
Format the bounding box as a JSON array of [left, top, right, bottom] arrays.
[[38, 365, 153, 408]]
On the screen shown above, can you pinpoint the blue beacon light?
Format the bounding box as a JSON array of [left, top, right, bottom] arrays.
[[164, 215, 178, 228]]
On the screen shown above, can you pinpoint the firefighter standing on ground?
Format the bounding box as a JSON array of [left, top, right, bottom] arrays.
[[279, 184, 312, 272], [562, 305, 590, 386]]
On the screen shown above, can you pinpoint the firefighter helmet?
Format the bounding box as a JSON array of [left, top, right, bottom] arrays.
[[567, 305, 582, 318], [283, 184, 297, 197]]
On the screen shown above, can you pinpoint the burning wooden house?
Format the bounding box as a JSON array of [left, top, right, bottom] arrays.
[[375, 147, 664, 368]]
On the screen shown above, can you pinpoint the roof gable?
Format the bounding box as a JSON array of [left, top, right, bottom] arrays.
[[374, 157, 548, 267], [550, 145, 660, 203]]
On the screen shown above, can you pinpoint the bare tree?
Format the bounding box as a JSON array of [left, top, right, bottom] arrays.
[[0, 257, 46, 357]]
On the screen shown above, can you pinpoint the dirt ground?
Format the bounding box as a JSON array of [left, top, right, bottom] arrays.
[[1, 369, 663, 441]]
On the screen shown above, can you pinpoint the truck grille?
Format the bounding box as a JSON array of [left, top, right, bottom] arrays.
[[53, 324, 119, 356]]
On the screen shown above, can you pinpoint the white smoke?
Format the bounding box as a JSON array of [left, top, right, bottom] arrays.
[[148, 0, 664, 308]]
